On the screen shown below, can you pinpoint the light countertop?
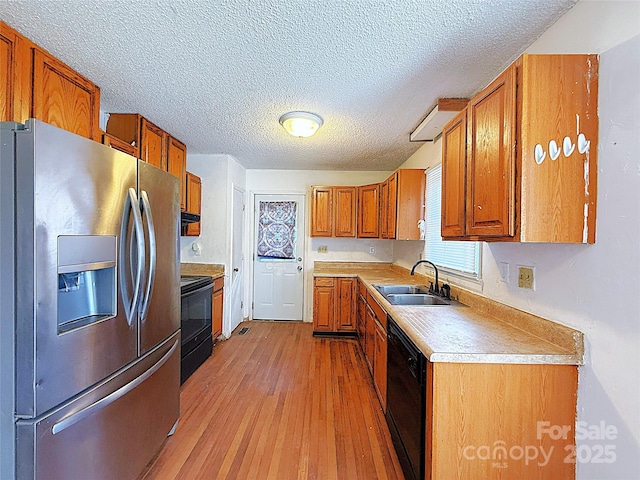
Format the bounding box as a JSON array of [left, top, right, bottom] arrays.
[[181, 263, 225, 279], [314, 262, 583, 365]]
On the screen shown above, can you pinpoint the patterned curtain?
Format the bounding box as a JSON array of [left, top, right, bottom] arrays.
[[257, 201, 297, 259]]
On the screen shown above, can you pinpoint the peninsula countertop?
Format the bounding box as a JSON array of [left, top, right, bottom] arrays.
[[313, 262, 583, 365]]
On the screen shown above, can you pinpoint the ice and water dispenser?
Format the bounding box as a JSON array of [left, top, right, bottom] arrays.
[[57, 235, 117, 334]]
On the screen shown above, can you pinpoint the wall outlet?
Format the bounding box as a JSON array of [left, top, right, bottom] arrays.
[[517, 266, 535, 290], [369, 246, 375, 254], [317, 245, 328, 253]]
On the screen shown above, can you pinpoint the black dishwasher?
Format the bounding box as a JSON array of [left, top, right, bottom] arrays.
[[386, 316, 427, 480]]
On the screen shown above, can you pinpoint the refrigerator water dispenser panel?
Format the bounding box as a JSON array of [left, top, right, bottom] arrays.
[[57, 235, 117, 334]]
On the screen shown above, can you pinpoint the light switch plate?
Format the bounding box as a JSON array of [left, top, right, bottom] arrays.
[[499, 262, 510, 283]]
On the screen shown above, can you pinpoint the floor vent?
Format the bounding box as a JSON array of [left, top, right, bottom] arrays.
[[238, 327, 250, 336]]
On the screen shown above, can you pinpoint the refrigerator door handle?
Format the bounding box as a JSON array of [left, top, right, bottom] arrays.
[[120, 187, 145, 326], [51, 337, 179, 435], [139, 190, 156, 322]]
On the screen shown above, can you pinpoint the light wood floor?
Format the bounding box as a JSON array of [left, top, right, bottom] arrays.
[[140, 321, 404, 480]]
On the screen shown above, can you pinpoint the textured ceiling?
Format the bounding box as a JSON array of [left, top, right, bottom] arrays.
[[1, 0, 577, 170]]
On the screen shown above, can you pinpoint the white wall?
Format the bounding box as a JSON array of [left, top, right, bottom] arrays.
[[181, 4, 640, 476], [394, 142, 441, 271], [396, 3, 640, 478], [246, 169, 391, 321], [180, 153, 247, 337], [180, 154, 229, 263]]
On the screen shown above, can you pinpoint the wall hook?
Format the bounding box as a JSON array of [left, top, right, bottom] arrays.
[[549, 140, 561, 160], [563, 136, 576, 157], [577, 133, 591, 154], [534, 144, 546, 164]]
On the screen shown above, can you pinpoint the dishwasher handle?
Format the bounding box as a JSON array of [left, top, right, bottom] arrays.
[[388, 316, 426, 386]]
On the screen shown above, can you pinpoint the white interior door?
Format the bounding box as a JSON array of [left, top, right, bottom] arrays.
[[229, 186, 245, 334], [253, 194, 304, 320]]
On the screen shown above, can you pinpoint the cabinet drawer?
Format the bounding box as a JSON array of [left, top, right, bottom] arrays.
[[212, 276, 224, 292], [314, 277, 335, 287], [358, 280, 367, 297], [367, 292, 387, 330]]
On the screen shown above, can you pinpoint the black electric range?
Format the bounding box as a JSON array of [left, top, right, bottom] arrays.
[[180, 275, 213, 294], [180, 275, 213, 383]]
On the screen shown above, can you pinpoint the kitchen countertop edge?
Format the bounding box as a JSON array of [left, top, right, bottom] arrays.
[[181, 262, 225, 280], [313, 262, 583, 366]]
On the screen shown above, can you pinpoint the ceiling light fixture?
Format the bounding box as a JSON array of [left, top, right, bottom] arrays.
[[279, 111, 323, 138]]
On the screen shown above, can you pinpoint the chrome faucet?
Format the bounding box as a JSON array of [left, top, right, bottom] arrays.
[[410, 259, 439, 295]]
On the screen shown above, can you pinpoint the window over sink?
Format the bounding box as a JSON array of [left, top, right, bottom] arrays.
[[424, 165, 481, 280]]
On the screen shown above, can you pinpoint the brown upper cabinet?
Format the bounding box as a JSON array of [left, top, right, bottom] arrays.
[[106, 114, 167, 169], [357, 184, 380, 238], [2, 21, 101, 141], [167, 137, 187, 212], [1, 22, 32, 123], [442, 54, 599, 243], [311, 170, 424, 240], [381, 169, 425, 240], [102, 132, 139, 158], [310, 186, 333, 237], [379, 179, 390, 238], [106, 113, 189, 212], [310, 186, 356, 237], [441, 109, 468, 238], [183, 172, 202, 237], [140, 118, 168, 170]]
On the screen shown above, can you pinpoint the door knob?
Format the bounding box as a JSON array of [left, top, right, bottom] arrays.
[[297, 266, 303, 272], [233, 268, 239, 272]]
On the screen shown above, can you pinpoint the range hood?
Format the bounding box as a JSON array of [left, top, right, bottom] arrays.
[[181, 212, 200, 225]]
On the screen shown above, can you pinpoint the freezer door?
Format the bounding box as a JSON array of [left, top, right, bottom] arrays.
[[16, 332, 180, 480], [137, 160, 180, 355], [14, 120, 138, 417]]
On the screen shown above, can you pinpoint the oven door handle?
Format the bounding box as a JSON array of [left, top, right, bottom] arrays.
[[182, 283, 214, 297]]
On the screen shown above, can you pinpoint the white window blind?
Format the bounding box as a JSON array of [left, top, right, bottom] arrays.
[[425, 165, 480, 277]]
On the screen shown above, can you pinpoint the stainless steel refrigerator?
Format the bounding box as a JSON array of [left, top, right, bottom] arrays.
[[0, 119, 181, 480]]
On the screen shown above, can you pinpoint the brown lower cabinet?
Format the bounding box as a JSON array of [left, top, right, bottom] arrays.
[[355, 280, 387, 411], [353, 279, 578, 478], [339, 277, 578, 478], [357, 281, 367, 349], [212, 278, 224, 339], [312, 277, 357, 334], [364, 304, 376, 373], [370, 297, 387, 411], [427, 363, 577, 479]]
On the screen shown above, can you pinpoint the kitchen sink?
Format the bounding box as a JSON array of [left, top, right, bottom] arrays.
[[373, 284, 452, 306], [373, 284, 431, 295], [385, 293, 450, 306]]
